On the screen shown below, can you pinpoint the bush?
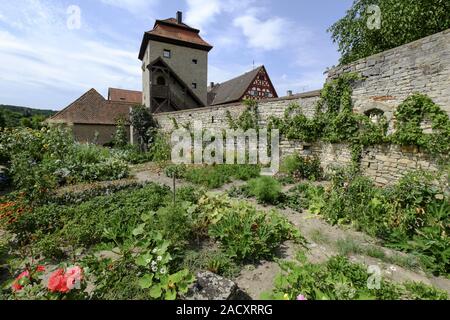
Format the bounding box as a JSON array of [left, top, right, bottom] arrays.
[[317, 169, 450, 276], [281, 154, 323, 181], [247, 176, 282, 205], [0, 127, 129, 202], [263, 254, 448, 300], [209, 201, 302, 262], [164, 164, 186, 179]]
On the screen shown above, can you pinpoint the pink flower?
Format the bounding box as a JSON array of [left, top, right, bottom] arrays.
[[297, 294, 307, 301], [48, 269, 69, 293], [12, 270, 30, 292], [65, 266, 83, 290]]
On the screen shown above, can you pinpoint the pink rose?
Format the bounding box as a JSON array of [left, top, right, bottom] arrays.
[[297, 294, 307, 300], [12, 270, 30, 292], [65, 266, 83, 290]]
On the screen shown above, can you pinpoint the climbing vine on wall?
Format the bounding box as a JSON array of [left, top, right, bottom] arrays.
[[269, 72, 449, 167], [226, 99, 259, 131], [268, 73, 389, 167], [390, 93, 450, 156]]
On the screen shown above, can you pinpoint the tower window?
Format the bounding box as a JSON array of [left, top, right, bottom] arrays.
[[192, 83, 197, 89], [192, 59, 198, 64], [163, 49, 171, 58], [156, 76, 166, 86]]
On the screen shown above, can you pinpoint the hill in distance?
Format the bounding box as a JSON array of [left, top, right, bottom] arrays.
[[0, 104, 56, 117]]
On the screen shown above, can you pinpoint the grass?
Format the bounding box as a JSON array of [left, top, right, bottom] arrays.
[[309, 229, 329, 245], [169, 164, 261, 189], [335, 237, 423, 272]]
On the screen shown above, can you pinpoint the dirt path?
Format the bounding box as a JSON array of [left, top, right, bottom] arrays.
[[235, 199, 450, 299], [124, 167, 450, 299]]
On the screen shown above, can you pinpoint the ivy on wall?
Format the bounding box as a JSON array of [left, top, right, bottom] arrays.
[[226, 99, 259, 131], [391, 94, 450, 156], [268, 73, 449, 167]]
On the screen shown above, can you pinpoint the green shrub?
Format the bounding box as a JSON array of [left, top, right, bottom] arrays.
[[183, 165, 260, 189], [209, 201, 302, 262], [262, 254, 448, 300], [0, 127, 129, 202], [164, 164, 187, 179], [317, 169, 450, 276], [247, 176, 282, 205], [281, 154, 323, 181]]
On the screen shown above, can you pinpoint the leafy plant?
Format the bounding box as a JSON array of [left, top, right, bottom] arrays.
[[209, 201, 302, 262], [262, 253, 447, 300], [281, 154, 323, 181], [391, 93, 450, 156], [328, 0, 450, 64], [247, 176, 282, 205]]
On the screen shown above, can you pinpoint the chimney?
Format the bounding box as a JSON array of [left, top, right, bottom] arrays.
[[287, 90, 293, 97], [177, 11, 183, 24], [210, 82, 215, 88]]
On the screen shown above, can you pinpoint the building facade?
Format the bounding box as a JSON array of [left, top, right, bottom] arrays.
[[139, 12, 213, 113]]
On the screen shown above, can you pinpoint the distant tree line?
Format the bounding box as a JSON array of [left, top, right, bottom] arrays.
[[0, 105, 56, 129]]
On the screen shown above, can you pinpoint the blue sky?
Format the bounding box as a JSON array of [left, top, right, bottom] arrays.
[[0, 0, 353, 110]]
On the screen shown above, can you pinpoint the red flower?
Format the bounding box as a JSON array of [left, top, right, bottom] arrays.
[[47, 269, 69, 293], [47, 266, 83, 293], [11, 270, 30, 292], [36, 265, 46, 273]]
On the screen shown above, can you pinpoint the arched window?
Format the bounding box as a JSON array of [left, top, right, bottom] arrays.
[[364, 108, 385, 124], [156, 76, 166, 86]]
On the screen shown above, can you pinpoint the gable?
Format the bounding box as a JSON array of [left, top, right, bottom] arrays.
[[48, 89, 132, 125], [208, 66, 278, 106]]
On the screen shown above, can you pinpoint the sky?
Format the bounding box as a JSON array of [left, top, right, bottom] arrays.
[[0, 0, 353, 110]]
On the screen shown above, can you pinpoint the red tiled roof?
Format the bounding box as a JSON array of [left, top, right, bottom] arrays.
[[48, 89, 132, 125], [108, 88, 142, 104], [139, 17, 213, 60]]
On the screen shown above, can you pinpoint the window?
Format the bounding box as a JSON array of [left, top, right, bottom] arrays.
[[163, 49, 171, 58], [192, 59, 198, 64], [192, 83, 197, 89], [156, 76, 166, 86]]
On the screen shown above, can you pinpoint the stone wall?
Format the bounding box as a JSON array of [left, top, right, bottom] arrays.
[[327, 28, 450, 124], [279, 141, 443, 186], [152, 29, 450, 187], [154, 90, 321, 132]]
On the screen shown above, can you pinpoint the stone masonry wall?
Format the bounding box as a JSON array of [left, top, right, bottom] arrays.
[[153, 29, 450, 187], [327, 28, 450, 124], [154, 91, 321, 132]]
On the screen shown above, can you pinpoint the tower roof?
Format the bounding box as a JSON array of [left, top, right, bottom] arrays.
[[139, 14, 213, 60]]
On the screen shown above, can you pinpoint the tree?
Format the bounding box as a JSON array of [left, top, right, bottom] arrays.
[[329, 0, 450, 64], [0, 110, 5, 128], [130, 105, 158, 152], [112, 118, 128, 148]]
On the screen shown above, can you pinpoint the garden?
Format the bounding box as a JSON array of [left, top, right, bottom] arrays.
[[0, 106, 449, 300]]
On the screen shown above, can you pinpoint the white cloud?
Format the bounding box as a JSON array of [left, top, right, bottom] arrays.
[[99, 0, 159, 15], [184, 0, 222, 31], [184, 0, 255, 32], [0, 0, 141, 109], [233, 13, 311, 51]]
